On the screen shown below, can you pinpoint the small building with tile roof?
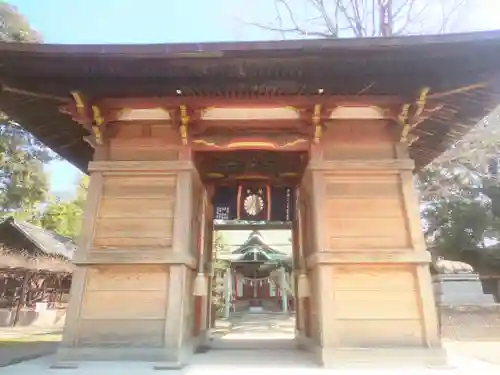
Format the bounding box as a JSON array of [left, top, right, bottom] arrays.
[[0, 217, 74, 326]]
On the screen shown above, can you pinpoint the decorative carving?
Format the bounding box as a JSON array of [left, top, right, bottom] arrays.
[[91, 105, 105, 146], [70, 91, 86, 116], [237, 185, 270, 221], [179, 105, 189, 145], [191, 134, 308, 150], [399, 87, 430, 144], [312, 104, 322, 143], [243, 193, 265, 216], [398, 104, 410, 129], [195, 150, 308, 181], [433, 256, 474, 274], [69, 91, 107, 147]]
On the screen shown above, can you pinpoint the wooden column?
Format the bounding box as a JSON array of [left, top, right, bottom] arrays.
[[291, 214, 303, 336], [164, 168, 197, 363], [12, 270, 32, 326], [297, 182, 313, 340], [304, 121, 443, 367], [204, 191, 215, 332], [191, 185, 211, 343]]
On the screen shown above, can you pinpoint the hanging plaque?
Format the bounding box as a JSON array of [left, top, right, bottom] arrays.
[[212, 186, 237, 220], [270, 186, 294, 222]]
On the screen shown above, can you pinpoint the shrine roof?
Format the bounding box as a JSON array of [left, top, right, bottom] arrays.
[[218, 231, 291, 262], [0, 217, 75, 273], [2, 30, 500, 170], [232, 231, 284, 255]]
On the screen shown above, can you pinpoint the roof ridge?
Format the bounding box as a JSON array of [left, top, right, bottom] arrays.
[[2, 29, 500, 55], [17, 220, 74, 244]]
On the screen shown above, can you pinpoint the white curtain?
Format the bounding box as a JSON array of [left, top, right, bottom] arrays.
[[269, 279, 276, 297], [237, 278, 243, 297]]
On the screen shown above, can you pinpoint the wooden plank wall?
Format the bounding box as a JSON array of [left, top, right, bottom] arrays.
[[332, 265, 421, 346], [304, 120, 433, 348], [94, 175, 176, 250], [108, 121, 180, 162], [79, 265, 168, 346], [325, 173, 408, 249]]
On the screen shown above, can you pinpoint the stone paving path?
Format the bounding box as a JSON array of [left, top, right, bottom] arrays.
[[211, 312, 296, 350], [1, 348, 500, 375], [1, 313, 500, 373]]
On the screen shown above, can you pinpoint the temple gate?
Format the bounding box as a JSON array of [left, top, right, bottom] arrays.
[[1, 31, 500, 367]]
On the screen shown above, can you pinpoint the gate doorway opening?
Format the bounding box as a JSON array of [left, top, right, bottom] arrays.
[[193, 150, 308, 351], [211, 228, 296, 350]]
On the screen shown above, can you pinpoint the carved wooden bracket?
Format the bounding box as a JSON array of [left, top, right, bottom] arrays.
[[399, 87, 430, 145], [91, 105, 105, 146], [70, 91, 107, 147], [70, 91, 86, 117], [179, 105, 190, 145], [312, 104, 323, 144]]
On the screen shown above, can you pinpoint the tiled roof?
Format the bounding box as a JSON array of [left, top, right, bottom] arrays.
[[0, 217, 76, 260], [2, 30, 500, 170]]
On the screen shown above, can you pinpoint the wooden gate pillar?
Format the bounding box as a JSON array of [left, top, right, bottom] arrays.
[[55, 142, 200, 368], [303, 122, 444, 367]]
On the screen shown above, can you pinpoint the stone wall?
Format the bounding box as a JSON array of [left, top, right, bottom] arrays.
[[438, 304, 500, 340]]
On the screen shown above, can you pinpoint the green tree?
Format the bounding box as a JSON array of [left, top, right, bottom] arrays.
[[212, 232, 230, 314], [38, 176, 88, 240], [0, 121, 51, 216], [0, 2, 42, 42], [423, 199, 490, 256], [418, 109, 500, 256], [0, 3, 51, 218]]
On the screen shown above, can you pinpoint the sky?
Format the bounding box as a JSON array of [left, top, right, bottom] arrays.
[[7, 0, 500, 196]]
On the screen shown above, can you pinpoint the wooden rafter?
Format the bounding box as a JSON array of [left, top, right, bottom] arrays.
[[99, 95, 404, 110]]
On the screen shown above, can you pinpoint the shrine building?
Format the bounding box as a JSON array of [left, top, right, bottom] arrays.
[[217, 230, 294, 315], [1, 30, 500, 367]]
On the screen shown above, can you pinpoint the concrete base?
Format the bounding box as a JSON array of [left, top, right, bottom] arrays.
[[52, 339, 199, 370], [294, 334, 448, 368], [434, 274, 495, 305]]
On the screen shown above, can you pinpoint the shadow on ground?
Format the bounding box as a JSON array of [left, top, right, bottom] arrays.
[[0, 332, 62, 367]]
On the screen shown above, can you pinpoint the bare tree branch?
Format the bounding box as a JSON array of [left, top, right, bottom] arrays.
[[244, 0, 478, 39], [273, 0, 287, 39], [394, 0, 428, 35], [439, 0, 469, 33], [310, 0, 339, 36]]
